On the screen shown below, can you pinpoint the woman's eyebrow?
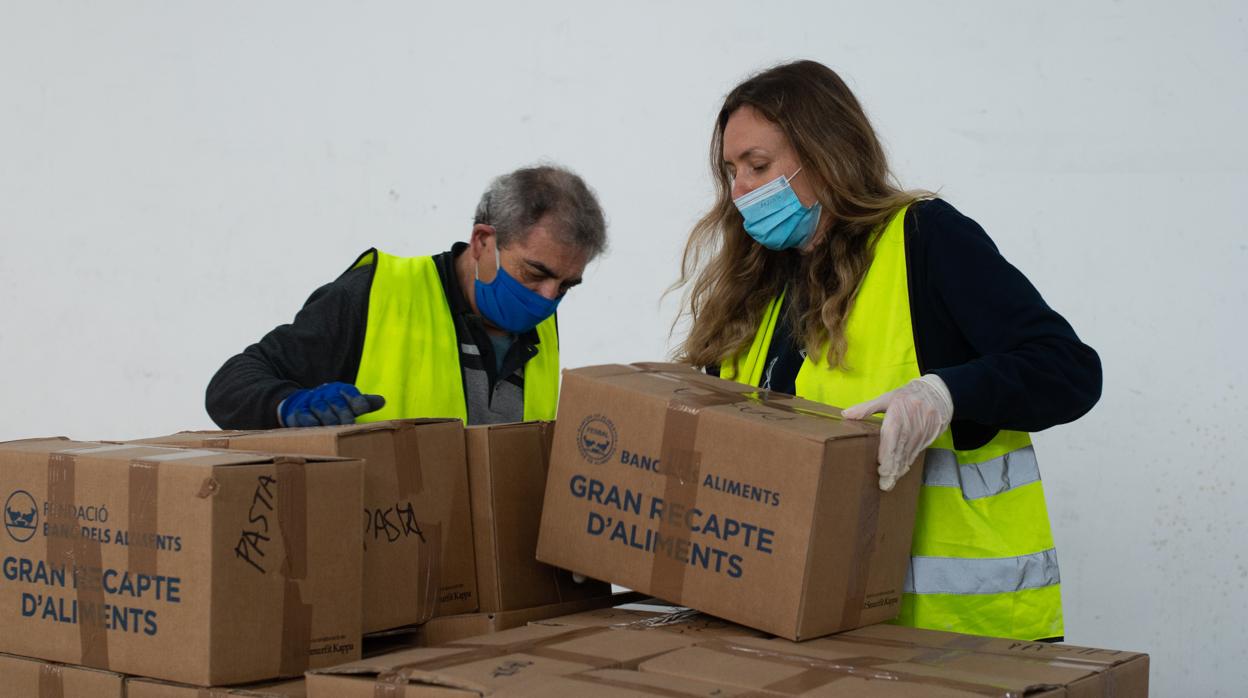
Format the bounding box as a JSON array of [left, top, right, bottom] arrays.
[[724, 147, 769, 164]]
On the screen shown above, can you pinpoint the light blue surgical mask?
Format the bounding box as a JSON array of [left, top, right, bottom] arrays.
[[474, 245, 561, 333], [733, 167, 822, 250]]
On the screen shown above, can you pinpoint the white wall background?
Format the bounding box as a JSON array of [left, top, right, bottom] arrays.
[[1, 1, 1244, 693]]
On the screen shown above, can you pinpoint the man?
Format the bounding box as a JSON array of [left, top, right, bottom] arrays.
[[206, 164, 607, 428]]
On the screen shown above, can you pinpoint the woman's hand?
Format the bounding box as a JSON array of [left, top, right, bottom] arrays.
[[842, 375, 954, 491]]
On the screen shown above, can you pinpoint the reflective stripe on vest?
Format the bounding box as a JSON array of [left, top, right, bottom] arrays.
[[922, 446, 1041, 500], [905, 547, 1060, 595], [722, 205, 1063, 640], [350, 249, 560, 424]]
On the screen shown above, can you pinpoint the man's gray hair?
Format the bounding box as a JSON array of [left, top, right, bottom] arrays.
[[473, 165, 607, 258]]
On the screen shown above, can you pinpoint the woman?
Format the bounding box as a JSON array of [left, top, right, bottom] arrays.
[[675, 60, 1101, 641]]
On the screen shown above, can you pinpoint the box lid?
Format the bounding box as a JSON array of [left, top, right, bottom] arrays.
[[247, 418, 458, 439], [565, 363, 880, 444], [641, 633, 1146, 697], [0, 438, 351, 468], [533, 603, 766, 640], [125, 430, 251, 448], [125, 676, 306, 697], [464, 421, 553, 435], [0, 653, 125, 696], [492, 668, 766, 696], [311, 624, 697, 692], [839, 623, 1147, 667]]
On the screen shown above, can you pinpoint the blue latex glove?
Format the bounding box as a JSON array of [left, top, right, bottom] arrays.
[[278, 382, 386, 427]]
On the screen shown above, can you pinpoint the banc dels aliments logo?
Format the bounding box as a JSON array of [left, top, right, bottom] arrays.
[[576, 414, 617, 464], [5, 490, 38, 543]]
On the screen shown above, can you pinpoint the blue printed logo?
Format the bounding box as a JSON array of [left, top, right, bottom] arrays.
[[4, 490, 38, 543], [577, 414, 617, 465]]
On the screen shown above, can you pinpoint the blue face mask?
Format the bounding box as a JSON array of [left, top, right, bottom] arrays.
[[474, 245, 561, 333], [733, 167, 822, 250]]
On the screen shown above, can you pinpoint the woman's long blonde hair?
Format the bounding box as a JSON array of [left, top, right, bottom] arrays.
[[675, 60, 929, 370]]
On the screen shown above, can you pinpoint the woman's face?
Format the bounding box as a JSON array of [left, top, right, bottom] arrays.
[[722, 105, 817, 207]]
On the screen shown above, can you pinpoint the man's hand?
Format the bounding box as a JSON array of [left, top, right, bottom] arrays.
[[841, 375, 953, 491], [279, 382, 386, 427]]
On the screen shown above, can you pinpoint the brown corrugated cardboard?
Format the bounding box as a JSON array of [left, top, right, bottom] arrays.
[[535, 363, 921, 641], [532, 600, 767, 640], [464, 421, 610, 612], [136, 419, 477, 632], [226, 420, 477, 627], [638, 631, 1149, 697], [126, 431, 251, 449], [306, 623, 703, 697], [837, 624, 1150, 697], [488, 668, 766, 697], [368, 591, 645, 649], [0, 438, 362, 685], [125, 677, 306, 697], [0, 652, 125, 698]]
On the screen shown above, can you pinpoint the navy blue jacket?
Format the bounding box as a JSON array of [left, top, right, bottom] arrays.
[[719, 198, 1101, 451]]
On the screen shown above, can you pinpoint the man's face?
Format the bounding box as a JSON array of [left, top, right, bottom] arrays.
[[473, 215, 589, 301]]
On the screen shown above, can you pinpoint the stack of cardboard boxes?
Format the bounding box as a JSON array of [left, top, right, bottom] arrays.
[[307, 600, 1149, 696], [130, 418, 479, 631], [0, 438, 362, 695], [0, 363, 1149, 696]]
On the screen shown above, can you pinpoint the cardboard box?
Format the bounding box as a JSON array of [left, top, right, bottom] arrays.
[[0, 438, 362, 685], [126, 677, 305, 697], [464, 421, 610, 612], [839, 624, 1150, 696], [366, 591, 646, 650], [126, 431, 251, 449], [0, 652, 125, 698], [306, 623, 703, 697], [638, 629, 1150, 697], [532, 600, 767, 640], [487, 668, 763, 697], [536, 363, 920, 641], [136, 420, 477, 632]]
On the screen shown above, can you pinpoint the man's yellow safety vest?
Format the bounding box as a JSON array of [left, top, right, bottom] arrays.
[[348, 249, 560, 424], [723, 207, 1063, 640]]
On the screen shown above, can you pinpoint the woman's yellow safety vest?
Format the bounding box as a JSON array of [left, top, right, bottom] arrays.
[[348, 250, 560, 424], [723, 207, 1063, 640]]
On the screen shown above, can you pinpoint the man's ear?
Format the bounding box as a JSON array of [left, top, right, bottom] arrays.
[[469, 224, 496, 261]]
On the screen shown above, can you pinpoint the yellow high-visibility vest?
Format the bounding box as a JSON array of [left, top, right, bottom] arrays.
[[349, 249, 560, 424], [724, 206, 1063, 640]]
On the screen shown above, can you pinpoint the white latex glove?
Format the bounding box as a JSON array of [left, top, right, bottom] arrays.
[[841, 374, 954, 491]]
